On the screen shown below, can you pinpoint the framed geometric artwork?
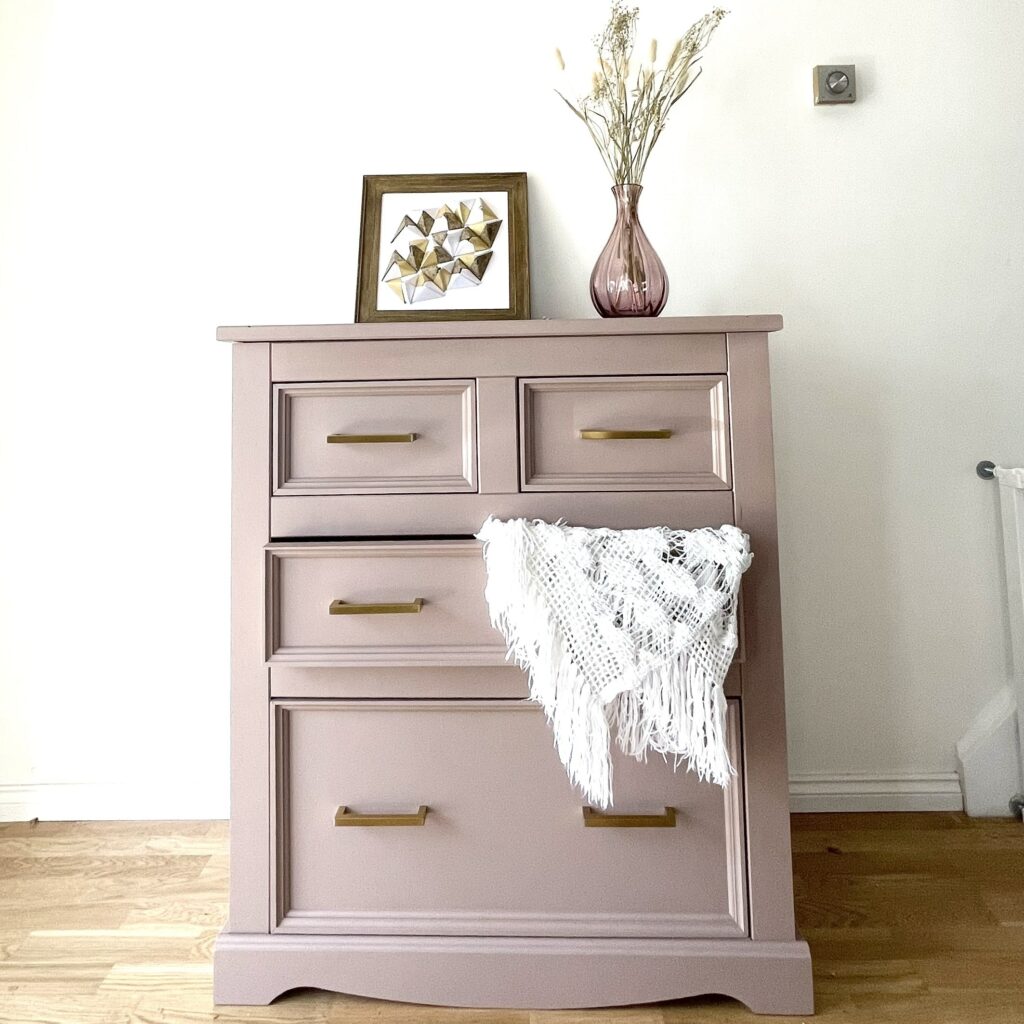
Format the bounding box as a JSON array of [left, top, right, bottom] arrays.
[[355, 172, 530, 323]]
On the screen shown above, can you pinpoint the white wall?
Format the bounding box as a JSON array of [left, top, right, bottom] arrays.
[[1, 0, 1021, 818]]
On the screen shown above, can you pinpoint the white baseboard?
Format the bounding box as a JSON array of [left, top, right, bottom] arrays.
[[2, 775, 963, 822], [788, 772, 964, 812], [0, 782, 228, 822]]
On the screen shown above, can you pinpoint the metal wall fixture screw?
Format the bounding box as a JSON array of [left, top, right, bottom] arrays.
[[826, 70, 849, 93], [813, 64, 856, 104]]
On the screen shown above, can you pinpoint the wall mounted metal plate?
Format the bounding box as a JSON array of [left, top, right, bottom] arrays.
[[813, 64, 856, 104]]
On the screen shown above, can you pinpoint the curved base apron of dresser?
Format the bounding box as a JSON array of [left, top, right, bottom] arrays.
[[212, 932, 814, 1014]]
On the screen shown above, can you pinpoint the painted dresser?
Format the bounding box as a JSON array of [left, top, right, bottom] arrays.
[[213, 316, 814, 1014]]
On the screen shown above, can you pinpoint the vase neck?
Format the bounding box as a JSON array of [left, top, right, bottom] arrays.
[[611, 183, 643, 218]]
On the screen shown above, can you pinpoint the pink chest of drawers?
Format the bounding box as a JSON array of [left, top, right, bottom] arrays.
[[213, 316, 814, 1015]]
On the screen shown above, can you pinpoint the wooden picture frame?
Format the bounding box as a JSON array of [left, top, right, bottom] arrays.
[[355, 172, 530, 324]]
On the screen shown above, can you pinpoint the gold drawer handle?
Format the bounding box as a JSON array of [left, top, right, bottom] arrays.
[[582, 806, 677, 828], [327, 433, 417, 444], [579, 429, 673, 440], [329, 598, 424, 615], [335, 805, 429, 827]]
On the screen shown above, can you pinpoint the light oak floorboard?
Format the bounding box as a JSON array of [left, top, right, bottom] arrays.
[[0, 814, 1020, 1023]]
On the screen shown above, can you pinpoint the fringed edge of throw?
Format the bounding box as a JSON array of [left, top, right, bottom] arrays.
[[477, 516, 744, 807], [609, 656, 736, 788], [476, 517, 614, 806]]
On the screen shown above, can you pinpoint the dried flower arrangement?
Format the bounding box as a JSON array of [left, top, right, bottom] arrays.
[[556, 3, 728, 185]]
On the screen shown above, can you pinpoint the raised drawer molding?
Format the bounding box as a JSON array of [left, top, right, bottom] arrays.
[[520, 375, 731, 491], [272, 700, 746, 939], [265, 541, 506, 666], [215, 316, 813, 1016], [274, 380, 477, 494]]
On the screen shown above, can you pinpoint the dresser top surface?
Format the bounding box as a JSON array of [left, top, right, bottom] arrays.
[[217, 314, 782, 344]]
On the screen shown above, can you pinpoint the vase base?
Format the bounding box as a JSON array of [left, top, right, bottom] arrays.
[[594, 308, 665, 319]]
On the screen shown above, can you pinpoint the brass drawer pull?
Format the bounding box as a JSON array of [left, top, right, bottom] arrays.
[[579, 429, 673, 440], [326, 432, 417, 444], [335, 805, 429, 827], [582, 806, 677, 828], [329, 598, 425, 615]]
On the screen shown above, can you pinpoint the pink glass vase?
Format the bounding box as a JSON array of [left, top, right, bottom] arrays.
[[590, 183, 668, 318]]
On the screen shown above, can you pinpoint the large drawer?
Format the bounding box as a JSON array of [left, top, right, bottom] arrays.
[[520, 375, 731, 491], [266, 540, 506, 666], [272, 699, 747, 939], [273, 380, 477, 494]]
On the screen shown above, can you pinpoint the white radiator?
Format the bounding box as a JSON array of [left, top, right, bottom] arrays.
[[992, 465, 1024, 817]]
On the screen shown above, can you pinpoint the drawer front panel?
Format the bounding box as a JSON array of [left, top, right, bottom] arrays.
[[266, 541, 506, 666], [272, 700, 746, 939], [274, 380, 477, 494], [520, 376, 731, 491]]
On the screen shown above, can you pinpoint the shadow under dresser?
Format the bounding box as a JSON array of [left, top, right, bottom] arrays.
[[213, 315, 814, 1015]]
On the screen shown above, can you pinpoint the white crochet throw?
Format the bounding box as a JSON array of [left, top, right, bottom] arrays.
[[477, 517, 753, 808]]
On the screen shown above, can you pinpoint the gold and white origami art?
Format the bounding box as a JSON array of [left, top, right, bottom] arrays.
[[382, 197, 503, 305]]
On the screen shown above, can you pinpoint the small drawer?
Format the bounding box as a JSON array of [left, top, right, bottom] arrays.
[[274, 380, 477, 494], [520, 376, 731, 491], [272, 699, 747, 938], [266, 540, 506, 666]]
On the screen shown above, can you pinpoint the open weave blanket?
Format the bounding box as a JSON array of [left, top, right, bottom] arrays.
[[477, 517, 753, 808]]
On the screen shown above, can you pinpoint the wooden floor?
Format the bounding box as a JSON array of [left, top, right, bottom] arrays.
[[0, 813, 1020, 1023]]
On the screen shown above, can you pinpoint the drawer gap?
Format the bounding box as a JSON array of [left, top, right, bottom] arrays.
[[271, 533, 478, 543]]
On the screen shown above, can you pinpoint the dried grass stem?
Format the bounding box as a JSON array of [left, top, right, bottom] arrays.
[[557, 3, 727, 185]]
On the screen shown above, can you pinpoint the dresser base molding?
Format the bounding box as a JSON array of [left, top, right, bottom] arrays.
[[212, 932, 814, 1014]]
